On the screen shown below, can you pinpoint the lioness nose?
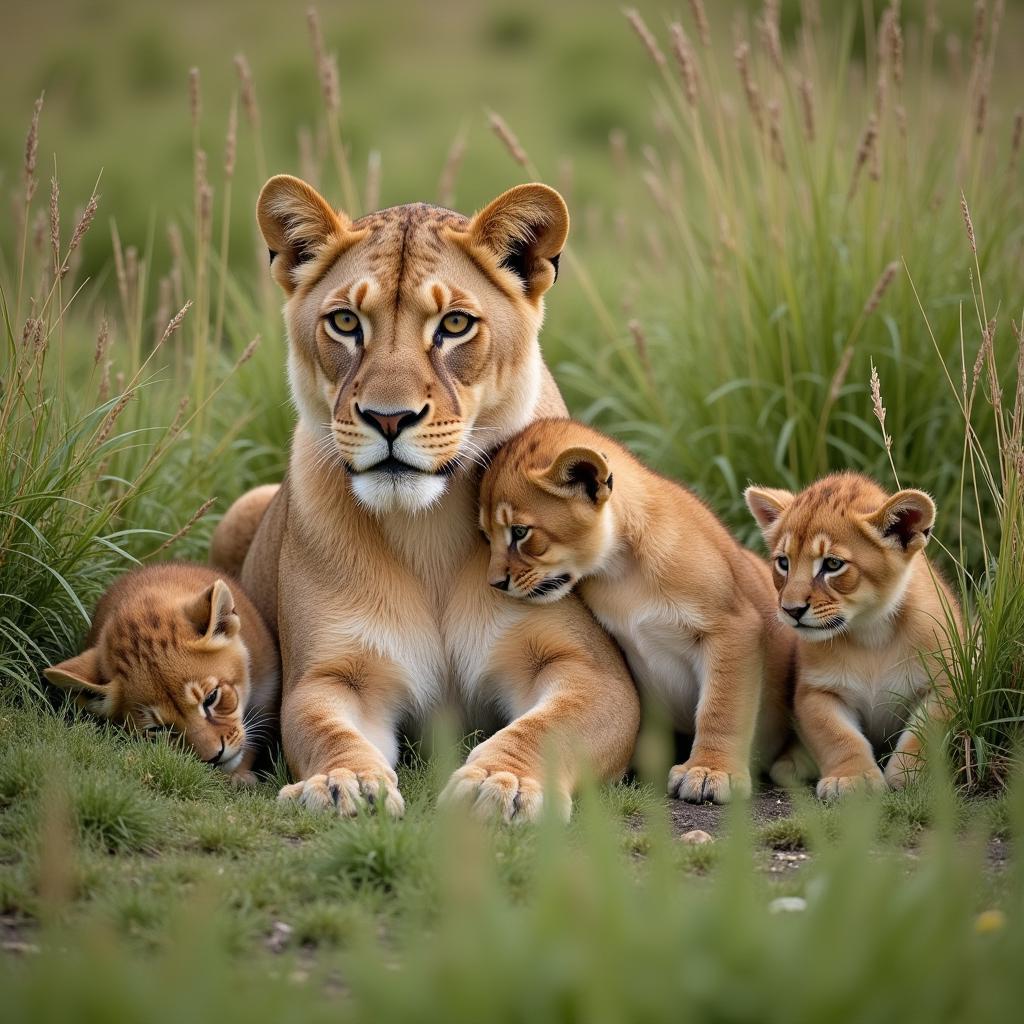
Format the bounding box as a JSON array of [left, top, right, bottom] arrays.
[[783, 603, 810, 622], [490, 574, 511, 591], [357, 404, 428, 440]]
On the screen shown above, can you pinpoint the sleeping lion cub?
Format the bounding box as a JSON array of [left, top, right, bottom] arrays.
[[479, 419, 794, 804], [745, 472, 961, 799], [44, 563, 279, 784]]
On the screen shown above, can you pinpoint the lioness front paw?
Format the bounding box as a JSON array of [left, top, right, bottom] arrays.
[[438, 765, 569, 824], [816, 768, 885, 801], [278, 766, 405, 818], [668, 764, 751, 804]]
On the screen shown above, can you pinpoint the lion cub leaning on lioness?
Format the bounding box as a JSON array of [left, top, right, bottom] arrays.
[[478, 419, 795, 804], [44, 563, 279, 785], [745, 472, 961, 800]]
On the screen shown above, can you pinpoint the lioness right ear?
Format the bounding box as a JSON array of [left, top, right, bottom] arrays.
[[535, 446, 612, 506], [468, 183, 569, 300], [257, 175, 350, 294], [744, 486, 794, 532]]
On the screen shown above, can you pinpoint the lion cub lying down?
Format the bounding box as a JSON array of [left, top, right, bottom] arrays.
[[745, 473, 960, 799], [44, 563, 279, 784], [479, 419, 794, 804]]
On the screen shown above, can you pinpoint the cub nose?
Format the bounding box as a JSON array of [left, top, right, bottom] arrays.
[[783, 603, 810, 623], [356, 404, 428, 440], [490, 574, 511, 591]]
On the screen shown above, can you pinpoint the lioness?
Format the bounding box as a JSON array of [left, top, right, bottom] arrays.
[[212, 176, 640, 821]]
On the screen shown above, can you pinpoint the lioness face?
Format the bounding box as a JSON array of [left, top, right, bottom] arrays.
[[745, 473, 936, 642], [258, 176, 569, 513]]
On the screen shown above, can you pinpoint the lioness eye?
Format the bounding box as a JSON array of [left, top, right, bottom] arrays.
[[822, 556, 845, 573], [510, 525, 530, 542], [775, 555, 789, 573], [325, 309, 362, 340], [436, 311, 475, 341], [203, 687, 220, 710]]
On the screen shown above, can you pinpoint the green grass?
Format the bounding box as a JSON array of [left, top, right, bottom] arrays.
[[3, 1, 1024, 1018], [1, 693, 1023, 1022]]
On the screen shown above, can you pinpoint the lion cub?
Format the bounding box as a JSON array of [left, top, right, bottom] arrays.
[[44, 563, 279, 784], [479, 419, 795, 804], [745, 472, 961, 799]]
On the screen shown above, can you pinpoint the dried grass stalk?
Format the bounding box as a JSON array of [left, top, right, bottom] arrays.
[[624, 8, 666, 68]]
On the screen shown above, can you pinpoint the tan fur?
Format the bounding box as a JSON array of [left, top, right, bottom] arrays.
[[44, 563, 280, 784], [479, 420, 796, 804], [745, 472, 962, 799], [210, 483, 280, 579], [219, 176, 639, 822]]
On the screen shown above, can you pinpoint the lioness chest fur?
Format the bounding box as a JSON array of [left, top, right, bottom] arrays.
[[478, 419, 796, 804], [218, 176, 640, 822]]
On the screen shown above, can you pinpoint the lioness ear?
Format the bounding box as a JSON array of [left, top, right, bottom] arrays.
[[536, 446, 612, 506], [744, 486, 794, 533], [184, 580, 241, 646], [468, 183, 569, 300], [866, 489, 935, 553], [257, 174, 349, 294]]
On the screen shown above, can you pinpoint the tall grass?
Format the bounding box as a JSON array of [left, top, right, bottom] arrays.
[[0, 92, 268, 698], [484, 3, 1024, 788], [516, 2, 1023, 571]]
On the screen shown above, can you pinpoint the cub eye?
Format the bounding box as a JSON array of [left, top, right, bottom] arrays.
[[325, 309, 363, 341], [510, 525, 531, 543], [775, 555, 789, 573], [822, 556, 845, 573], [436, 311, 476, 342], [203, 687, 220, 711]]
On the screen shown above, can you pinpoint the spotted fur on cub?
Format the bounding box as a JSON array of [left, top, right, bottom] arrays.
[[44, 563, 279, 784]]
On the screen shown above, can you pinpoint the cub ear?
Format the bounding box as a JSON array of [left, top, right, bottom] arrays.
[[744, 486, 794, 532], [865, 489, 936, 553], [184, 579, 241, 647], [44, 648, 117, 715], [535, 446, 612, 506], [468, 183, 569, 300], [256, 175, 350, 294]]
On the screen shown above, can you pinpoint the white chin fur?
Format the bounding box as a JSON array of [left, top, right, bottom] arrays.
[[350, 471, 448, 514]]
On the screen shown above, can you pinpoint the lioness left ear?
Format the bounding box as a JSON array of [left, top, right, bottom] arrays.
[[467, 183, 569, 300], [184, 579, 241, 646], [536, 446, 612, 506], [866, 489, 936, 553]]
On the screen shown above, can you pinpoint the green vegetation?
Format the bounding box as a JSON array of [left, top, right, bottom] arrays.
[[2, 0, 1024, 1018]]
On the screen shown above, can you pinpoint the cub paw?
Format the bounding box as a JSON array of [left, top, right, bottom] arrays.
[[438, 765, 569, 824], [815, 768, 886, 801], [668, 764, 751, 805], [278, 766, 405, 818], [229, 769, 258, 787], [884, 740, 923, 790]]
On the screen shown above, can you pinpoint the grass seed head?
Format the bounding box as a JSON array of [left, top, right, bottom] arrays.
[[624, 8, 666, 68], [688, 0, 710, 48], [23, 93, 43, 201]]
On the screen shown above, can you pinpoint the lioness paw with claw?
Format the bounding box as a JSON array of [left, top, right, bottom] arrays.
[[278, 766, 405, 818], [438, 765, 570, 824]]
